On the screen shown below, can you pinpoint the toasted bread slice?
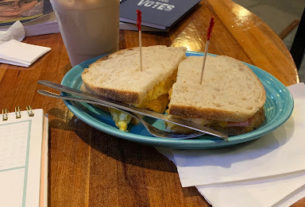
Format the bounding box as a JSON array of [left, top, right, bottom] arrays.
[[82, 45, 186, 109], [168, 55, 266, 135]]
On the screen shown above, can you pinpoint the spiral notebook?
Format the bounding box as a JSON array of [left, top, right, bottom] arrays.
[[0, 107, 48, 207]]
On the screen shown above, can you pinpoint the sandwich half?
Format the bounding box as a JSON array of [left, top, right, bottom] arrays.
[[167, 55, 266, 135], [81, 45, 186, 131]]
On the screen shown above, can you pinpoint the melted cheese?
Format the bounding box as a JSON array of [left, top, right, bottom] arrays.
[[109, 93, 168, 132], [140, 94, 169, 113], [137, 71, 176, 112], [109, 71, 176, 131], [109, 108, 132, 131]]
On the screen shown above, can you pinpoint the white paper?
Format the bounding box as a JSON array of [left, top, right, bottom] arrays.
[[158, 83, 305, 207], [196, 171, 305, 207], [171, 84, 305, 187], [0, 21, 51, 67], [0, 21, 25, 44], [0, 39, 50, 67], [0, 109, 44, 207]]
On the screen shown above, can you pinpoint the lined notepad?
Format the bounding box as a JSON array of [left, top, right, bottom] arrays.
[[0, 109, 48, 207]]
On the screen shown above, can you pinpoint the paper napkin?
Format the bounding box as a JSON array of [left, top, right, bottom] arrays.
[[196, 171, 305, 207], [158, 83, 305, 207], [0, 21, 25, 44], [0, 39, 51, 67], [0, 21, 51, 67]]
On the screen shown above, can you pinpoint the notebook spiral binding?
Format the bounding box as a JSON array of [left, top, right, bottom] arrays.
[[1, 106, 35, 121]]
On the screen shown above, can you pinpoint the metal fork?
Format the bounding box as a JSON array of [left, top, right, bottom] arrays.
[[37, 80, 228, 139], [37, 90, 204, 139]]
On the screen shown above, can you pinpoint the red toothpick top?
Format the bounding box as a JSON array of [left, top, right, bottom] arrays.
[[207, 17, 215, 40], [137, 9, 142, 31]]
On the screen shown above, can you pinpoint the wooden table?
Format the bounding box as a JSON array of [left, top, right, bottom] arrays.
[[0, 0, 303, 206]]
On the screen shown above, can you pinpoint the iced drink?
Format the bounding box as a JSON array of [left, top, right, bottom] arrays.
[[50, 0, 119, 66]]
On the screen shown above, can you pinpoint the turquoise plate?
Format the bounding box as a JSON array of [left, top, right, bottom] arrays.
[[61, 51, 294, 149]]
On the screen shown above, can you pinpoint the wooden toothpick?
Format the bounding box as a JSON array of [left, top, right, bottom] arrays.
[[200, 17, 215, 84], [137, 9, 143, 71]]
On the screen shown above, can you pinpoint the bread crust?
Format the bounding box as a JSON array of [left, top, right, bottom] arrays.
[[169, 104, 257, 122], [211, 108, 265, 135], [167, 108, 265, 136], [84, 82, 140, 104]]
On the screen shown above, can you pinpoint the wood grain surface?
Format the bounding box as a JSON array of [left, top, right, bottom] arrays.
[[0, 0, 302, 206]]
